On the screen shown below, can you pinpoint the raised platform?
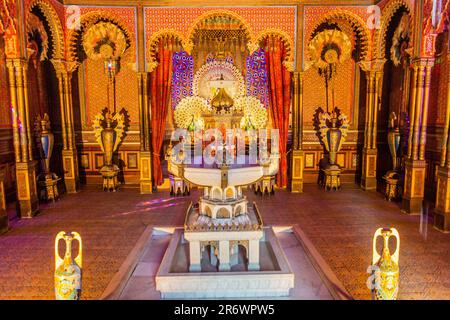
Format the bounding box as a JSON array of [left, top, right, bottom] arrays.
[[101, 225, 352, 300]]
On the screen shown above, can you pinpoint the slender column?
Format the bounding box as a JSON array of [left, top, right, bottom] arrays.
[[218, 240, 230, 271], [359, 59, 385, 190], [6, 59, 39, 218], [248, 239, 260, 271], [290, 71, 304, 193], [22, 63, 33, 161], [188, 240, 201, 272], [137, 4, 152, 194], [138, 72, 153, 193], [6, 60, 21, 163], [402, 58, 434, 215], [15, 60, 28, 162], [51, 60, 80, 193], [434, 53, 450, 232]]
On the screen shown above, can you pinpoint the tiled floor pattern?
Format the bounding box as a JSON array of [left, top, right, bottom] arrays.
[[0, 184, 448, 300]]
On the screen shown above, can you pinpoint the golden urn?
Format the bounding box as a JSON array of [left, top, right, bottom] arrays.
[[54, 231, 82, 300], [371, 227, 400, 300]]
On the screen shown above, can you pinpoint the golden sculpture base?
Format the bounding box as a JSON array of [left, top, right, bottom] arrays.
[[383, 171, 400, 202], [320, 165, 341, 191], [169, 174, 190, 196], [254, 175, 276, 196], [100, 165, 120, 192], [38, 174, 61, 202]]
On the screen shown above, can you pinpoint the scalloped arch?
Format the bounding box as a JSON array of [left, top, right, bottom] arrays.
[[27, 0, 64, 60], [185, 9, 254, 52], [307, 10, 372, 62], [252, 29, 295, 71], [67, 10, 133, 62], [375, 0, 412, 60], [146, 29, 186, 72]]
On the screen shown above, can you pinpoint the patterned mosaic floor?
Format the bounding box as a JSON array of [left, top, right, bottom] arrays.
[[0, 184, 448, 300]]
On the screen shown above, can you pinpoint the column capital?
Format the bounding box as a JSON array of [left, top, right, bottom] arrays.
[[51, 59, 80, 77], [410, 57, 435, 68], [5, 58, 27, 69], [358, 59, 386, 73]]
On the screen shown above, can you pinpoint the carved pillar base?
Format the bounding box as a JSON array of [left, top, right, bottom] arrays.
[[401, 159, 426, 215], [254, 175, 276, 196], [0, 173, 8, 234], [16, 161, 39, 218], [290, 149, 304, 193], [434, 167, 450, 232], [361, 148, 377, 190], [169, 174, 189, 196], [62, 150, 79, 193], [140, 151, 153, 194]]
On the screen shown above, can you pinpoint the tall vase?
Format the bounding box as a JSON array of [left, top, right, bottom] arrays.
[[371, 228, 400, 300], [387, 127, 401, 171], [383, 112, 402, 201], [101, 118, 117, 167], [326, 118, 342, 166], [36, 114, 60, 201], [39, 117, 54, 178], [54, 231, 82, 300]]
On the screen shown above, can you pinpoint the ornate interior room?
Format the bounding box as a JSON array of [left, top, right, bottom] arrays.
[[0, 0, 449, 300]]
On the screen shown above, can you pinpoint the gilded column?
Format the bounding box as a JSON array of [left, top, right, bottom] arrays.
[[137, 5, 152, 194], [52, 60, 80, 193], [402, 58, 434, 215], [138, 72, 153, 193], [6, 58, 39, 218], [434, 53, 450, 232], [359, 59, 385, 190], [291, 71, 304, 193]]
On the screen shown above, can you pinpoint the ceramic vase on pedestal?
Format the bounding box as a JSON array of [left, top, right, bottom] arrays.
[[318, 111, 349, 190], [371, 227, 400, 300], [92, 110, 126, 191], [35, 114, 60, 202], [54, 231, 82, 300], [383, 112, 402, 201]]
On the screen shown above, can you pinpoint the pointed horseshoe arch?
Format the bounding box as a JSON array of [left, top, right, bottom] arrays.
[[66, 11, 133, 63], [253, 29, 295, 72], [185, 9, 254, 53], [27, 0, 65, 60], [375, 0, 413, 60], [307, 10, 372, 62], [146, 29, 186, 72]]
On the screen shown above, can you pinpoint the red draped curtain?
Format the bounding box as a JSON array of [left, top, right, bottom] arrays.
[[264, 36, 291, 187], [150, 36, 177, 186]]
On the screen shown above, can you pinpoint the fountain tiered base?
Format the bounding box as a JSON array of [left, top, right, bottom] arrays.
[[155, 153, 294, 298]]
